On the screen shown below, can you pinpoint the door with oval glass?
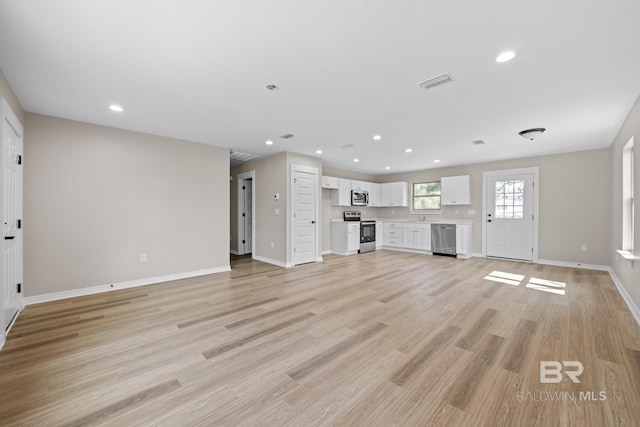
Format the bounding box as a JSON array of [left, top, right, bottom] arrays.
[[485, 171, 535, 261]]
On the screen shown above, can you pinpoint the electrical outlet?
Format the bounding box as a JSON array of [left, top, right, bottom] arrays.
[[275, 208, 280, 215], [455, 209, 460, 215], [140, 253, 148, 262], [580, 244, 588, 252], [270, 241, 274, 248]]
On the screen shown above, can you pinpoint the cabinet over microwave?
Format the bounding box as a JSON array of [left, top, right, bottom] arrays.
[[351, 190, 369, 206]]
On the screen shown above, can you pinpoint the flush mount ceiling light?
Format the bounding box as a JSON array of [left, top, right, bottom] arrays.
[[109, 104, 123, 112], [266, 84, 279, 91], [315, 149, 323, 154], [265, 140, 274, 145], [372, 135, 382, 141], [496, 50, 517, 63], [353, 158, 360, 163], [385, 166, 391, 170], [433, 159, 441, 163], [518, 128, 546, 140], [405, 148, 413, 153]]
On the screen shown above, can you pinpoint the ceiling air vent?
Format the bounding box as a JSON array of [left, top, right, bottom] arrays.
[[341, 143, 355, 149], [280, 133, 295, 139], [418, 73, 454, 90], [472, 140, 486, 145]]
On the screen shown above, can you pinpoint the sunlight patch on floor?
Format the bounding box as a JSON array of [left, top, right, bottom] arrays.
[[483, 271, 525, 286], [483, 271, 567, 295], [525, 277, 567, 295]]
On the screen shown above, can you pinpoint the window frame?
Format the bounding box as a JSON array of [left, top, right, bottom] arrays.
[[411, 180, 442, 214], [622, 137, 634, 252]]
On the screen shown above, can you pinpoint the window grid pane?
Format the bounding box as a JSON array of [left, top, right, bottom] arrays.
[[495, 179, 524, 219], [413, 181, 441, 210]]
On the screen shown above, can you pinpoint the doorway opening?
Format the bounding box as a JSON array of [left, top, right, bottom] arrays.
[[237, 170, 255, 256]]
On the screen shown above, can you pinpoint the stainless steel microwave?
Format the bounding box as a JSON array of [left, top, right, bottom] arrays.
[[351, 190, 369, 206]]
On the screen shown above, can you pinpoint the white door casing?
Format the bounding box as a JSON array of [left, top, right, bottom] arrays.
[[237, 170, 255, 256], [291, 164, 318, 266], [1, 98, 24, 339], [483, 168, 539, 262]]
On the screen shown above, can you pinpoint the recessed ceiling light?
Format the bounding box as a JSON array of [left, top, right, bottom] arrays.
[[385, 166, 391, 170], [315, 149, 323, 154], [405, 148, 413, 153], [265, 140, 274, 145], [372, 135, 382, 140], [353, 158, 360, 163], [496, 50, 517, 63], [434, 159, 441, 163], [109, 104, 123, 112]]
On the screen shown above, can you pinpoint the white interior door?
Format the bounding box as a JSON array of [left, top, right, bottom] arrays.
[[244, 179, 252, 253], [2, 99, 23, 333], [485, 172, 535, 261], [293, 167, 317, 265], [237, 171, 255, 256]]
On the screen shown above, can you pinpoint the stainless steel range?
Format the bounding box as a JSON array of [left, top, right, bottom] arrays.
[[343, 211, 376, 253]]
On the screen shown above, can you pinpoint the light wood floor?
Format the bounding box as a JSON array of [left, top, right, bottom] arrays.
[[2, 251, 640, 426]]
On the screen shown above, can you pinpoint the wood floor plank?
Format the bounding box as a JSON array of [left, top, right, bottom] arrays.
[[1, 251, 639, 425]]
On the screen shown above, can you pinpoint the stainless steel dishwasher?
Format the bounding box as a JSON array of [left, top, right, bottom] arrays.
[[431, 223, 456, 257]]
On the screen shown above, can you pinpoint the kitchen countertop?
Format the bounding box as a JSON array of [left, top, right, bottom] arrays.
[[331, 218, 474, 225]]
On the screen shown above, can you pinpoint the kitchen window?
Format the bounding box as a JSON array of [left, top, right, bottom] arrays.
[[412, 181, 441, 211]]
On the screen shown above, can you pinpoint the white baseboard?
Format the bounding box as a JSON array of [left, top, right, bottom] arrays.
[[322, 250, 332, 255], [537, 258, 609, 271], [252, 255, 293, 268], [230, 249, 239, 255], [24, 266, 231, 306], [608, 268, 640, 326]]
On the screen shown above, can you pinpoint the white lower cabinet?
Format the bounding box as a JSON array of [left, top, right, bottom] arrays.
[[402, 224, 431, 251], [383, 223, 403, 248], [375, 222, 384, 249], [456, 224, 473, 259], [331, 222, 361, 255]]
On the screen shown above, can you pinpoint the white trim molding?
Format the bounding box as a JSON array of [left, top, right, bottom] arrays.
[[608, 268, 640, 326], [252, 255, 293, 268], [24, 266, 231, 306]]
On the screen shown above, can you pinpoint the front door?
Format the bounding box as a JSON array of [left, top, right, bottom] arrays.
[[485, 172, 535, 261], [2, 99, 23, 333], [292, 167, 317, 265]]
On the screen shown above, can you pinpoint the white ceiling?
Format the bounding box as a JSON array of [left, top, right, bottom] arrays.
[[1, 0, 640, 174]]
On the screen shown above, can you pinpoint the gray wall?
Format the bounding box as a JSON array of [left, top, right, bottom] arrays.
[[610, 95, 640, 312], [24, 113, 230, 297], [376, 149, 611, 266]]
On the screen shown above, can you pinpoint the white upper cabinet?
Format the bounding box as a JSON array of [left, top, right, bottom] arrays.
[[441, 175, 471, 205], [322, 176, 340, 189], [380, 182, 408, 207], [351, 180, 368, 191], [330, 178, 352, 206], [367, 182, 381, 206]]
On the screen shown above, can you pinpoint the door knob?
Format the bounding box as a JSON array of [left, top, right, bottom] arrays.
[[311, 220, 316, 224]]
